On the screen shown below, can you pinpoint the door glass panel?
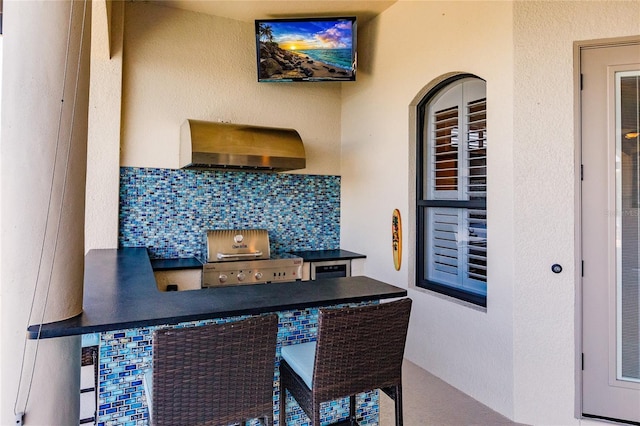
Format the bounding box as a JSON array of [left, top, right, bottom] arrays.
[[616, 71, 640, 382]]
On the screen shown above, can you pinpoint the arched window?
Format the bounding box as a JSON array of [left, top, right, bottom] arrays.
[[416, 75, 487, 307]]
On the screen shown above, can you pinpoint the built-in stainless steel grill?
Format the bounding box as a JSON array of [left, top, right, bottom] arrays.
[[202, 229, 303, 287]]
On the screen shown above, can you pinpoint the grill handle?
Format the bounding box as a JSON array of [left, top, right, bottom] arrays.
[[216, 251, 263, 260]]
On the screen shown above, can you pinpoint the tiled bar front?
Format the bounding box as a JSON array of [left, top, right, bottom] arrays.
[[27, 250, 406, 425], [97, 304, 378, 426]]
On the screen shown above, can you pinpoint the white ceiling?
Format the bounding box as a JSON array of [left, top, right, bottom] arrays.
[[149, 0, 397, 24]]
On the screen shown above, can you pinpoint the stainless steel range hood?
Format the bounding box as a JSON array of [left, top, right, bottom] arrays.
[[179, 119, 306, 172]]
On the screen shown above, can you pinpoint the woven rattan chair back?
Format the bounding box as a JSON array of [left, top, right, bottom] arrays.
[[151, 314, 278, 426], [280, 298, 412, 426], [314, 298, 411, 402]]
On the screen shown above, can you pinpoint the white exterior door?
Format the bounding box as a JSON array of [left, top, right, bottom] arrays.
[[581, 39, 640, 424]]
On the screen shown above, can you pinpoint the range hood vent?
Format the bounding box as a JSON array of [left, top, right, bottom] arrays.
[[180, 120, 306, 172]]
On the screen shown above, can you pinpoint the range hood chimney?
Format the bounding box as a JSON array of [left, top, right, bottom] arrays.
[[180, 120, 306, 172]]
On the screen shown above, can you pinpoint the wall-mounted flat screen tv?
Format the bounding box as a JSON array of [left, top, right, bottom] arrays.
[[255, 17, 356, 82]]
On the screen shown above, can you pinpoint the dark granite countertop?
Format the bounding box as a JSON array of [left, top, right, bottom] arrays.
[[288, 249, 366, 262], [27, 248, 404, 339], [150, 257, 203, 270]]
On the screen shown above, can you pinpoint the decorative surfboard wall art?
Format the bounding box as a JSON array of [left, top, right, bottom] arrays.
[[392, 209, 402, 270]]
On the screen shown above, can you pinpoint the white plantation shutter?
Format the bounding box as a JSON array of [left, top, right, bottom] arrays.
[[428, 83, 462, 200], [466, 98, 487, 199], [432, 106, 459, 196], [430, 208, 460, 281], [465, 91, 487, 287], [425, 78, 487, 294], [466, 208, 487, 288]]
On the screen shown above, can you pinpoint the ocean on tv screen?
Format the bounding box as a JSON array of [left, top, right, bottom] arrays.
[[257, 19, 355, 81]]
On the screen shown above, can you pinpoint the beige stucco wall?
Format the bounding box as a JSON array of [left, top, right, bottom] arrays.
[[0, 33, 3, 420], [512, 1, 640, 424], [119, 2, 342, 175], [341, 0, 515, 418], [85, 0, 123, 252], [1, 0, 91, 423], [342, 0, 640, 424], [77, 0, 640, 424]]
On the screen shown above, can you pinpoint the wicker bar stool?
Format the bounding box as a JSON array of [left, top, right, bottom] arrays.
[[279, 298, 412, 426], [147, 314, 278, 426]]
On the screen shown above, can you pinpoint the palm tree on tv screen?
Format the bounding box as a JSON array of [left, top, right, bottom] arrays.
[[259, 24, 274, 43]]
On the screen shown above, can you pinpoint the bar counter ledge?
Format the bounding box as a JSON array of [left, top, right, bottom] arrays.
[[27, 248, 407, 425]]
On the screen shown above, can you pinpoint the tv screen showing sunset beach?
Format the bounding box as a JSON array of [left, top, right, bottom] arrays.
[[255, 17, 356, 82]]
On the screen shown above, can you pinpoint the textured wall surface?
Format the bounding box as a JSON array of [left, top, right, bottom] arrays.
[[120, 2, 342, 175], [341, 0, 640, 424], [119, 167, 341, 258], [512, 1, 640, 424], [85, 0, 124, 252], [80, 0, 640, 424], [341, 1, 516, 418], [1, 1, 90, 424]]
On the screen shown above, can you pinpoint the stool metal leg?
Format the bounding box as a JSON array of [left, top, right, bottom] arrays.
[[349, 395, 356, 425], [279, 389, 286, 426], [394, 384, 403, 426]]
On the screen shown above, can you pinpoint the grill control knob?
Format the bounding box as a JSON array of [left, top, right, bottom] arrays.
[[255, 272, 264, 280], [237, 272, 246, 281], [219, 274, 228, 283]]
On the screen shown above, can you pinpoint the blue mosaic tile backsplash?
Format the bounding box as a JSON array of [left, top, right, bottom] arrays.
[[119, 167, 341, 259]]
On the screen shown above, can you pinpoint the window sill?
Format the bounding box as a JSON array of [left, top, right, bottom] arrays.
[[413, 282, 487, 311]]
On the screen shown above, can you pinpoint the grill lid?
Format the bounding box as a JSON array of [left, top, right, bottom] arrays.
[[206, 229, 271, 263]]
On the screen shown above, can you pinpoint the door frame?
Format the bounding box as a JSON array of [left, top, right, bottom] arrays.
[[574, 35, 640, 420]]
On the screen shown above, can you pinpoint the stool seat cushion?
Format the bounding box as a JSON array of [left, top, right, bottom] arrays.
[[281, 341, 316, 389], [143, 369, 153, 424]]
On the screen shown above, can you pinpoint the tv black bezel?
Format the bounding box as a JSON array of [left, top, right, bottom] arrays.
[[255, 16, 357, 83]]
